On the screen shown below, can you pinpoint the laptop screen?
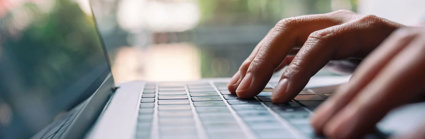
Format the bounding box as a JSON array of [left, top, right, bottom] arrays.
[[0, 0, 110, 138]]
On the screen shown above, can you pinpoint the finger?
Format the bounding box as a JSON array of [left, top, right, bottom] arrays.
[[311, 28, 421, 134], [228, 34, 267, 93], [271, 15, 393, 103], [228, 22, 293, 94], [323, 33, 425, 138], [273, 56, 295, 72], [273, 47, 300, 72], [235, 11, 353, 98], [228, 71, 241, 94]]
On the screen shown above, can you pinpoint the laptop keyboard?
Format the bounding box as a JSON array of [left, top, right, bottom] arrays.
[[135, 81, 328, 139]]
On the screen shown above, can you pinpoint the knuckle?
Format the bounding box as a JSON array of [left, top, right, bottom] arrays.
[[239, 60, 251, 72], [308, 30, 335, 42], [246, 57, 264, 74], [356, 14, 383, 26], [274, 18, 298, 32], [329, 9, 355, 16], [282, 60, 302, 79]]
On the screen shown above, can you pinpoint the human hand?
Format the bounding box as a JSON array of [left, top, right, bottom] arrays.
[[311, 26, 425, 138], [227, 10, 402, 103]]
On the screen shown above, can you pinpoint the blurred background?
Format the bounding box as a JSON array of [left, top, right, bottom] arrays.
[[90, 0, 357, 83]]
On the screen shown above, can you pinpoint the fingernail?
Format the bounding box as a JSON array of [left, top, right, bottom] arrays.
[[236, 73, 253, 95], [272, 78, 288, 102]]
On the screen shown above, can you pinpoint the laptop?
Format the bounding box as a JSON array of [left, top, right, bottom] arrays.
[[0, 0, 423, 139]]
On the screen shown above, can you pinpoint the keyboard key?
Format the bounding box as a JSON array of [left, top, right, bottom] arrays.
[[139, 108, 154, 114], [194, 101, 226, 107], [227, 99, 260, 105], [196, 107, 230, 113], [219, 90, 231, 95], [159, 88, 185, 92], [142, 94, 155, 98], [287, 118, 310, 125], [159, 117, 194, 125], [199, 114, 234, 122], [142, 91, 155, 95], [236, 110, 271, 117], [189, 88, 216, 92], [189, 92, 218, 96], [158, 94, 188, 100], [204, 123, 240, 131], [136, 132, 151, 138], [205, 126, 242, 133], [198, 113, 234, 119], [189, 88, 215, 93], [202, 120, 239, 127], [191, 96, 222, 101], [138, 115, 153, 121], [242, 116, 276, 122], [292, 123, 314, 136], [207, 131, 246, 139], [231, 105, 266, 111], [222, 94, 238, 100], [279, 112, 310, 120], [201, 117, 235, 124], [159, 126, 197, 134], [254, 129, 294, 138], [295, 94, 325, 101], [249, 122, 285, 130], [257, 91, 273, 97], [264, 101, 301, 108], [188, 87, 214, 91], [139, 103, 154, 108], [158, 105, 191, 111], [143, 89, 155, 93], [158, 100, 189, 105], [245, 118, 279, 125], [143, 85, 155, 90], [257, 96, 272, 102], [271, 106, 308, 113], [297, 100, 323, 110], [158, 91, 186, 95], [159, 111, 193, 118], [141, 98, 155, 103]]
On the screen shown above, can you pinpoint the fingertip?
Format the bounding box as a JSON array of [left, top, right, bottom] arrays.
[[228, 72, 241, 94], [324, 107, 360, 139], [235, 73, 253, 98], [271, 78, 290, 103], [323, 122, 340, 139], [227, 83, 238, 94], [310, 101, 333, 134]]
